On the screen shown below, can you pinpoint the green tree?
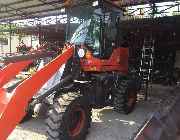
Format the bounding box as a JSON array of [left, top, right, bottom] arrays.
[[172, 12, 180, 16], [0, 23, 22, 39]]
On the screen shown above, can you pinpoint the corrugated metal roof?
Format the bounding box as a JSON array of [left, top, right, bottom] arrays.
[[113, 0, 175, 6], [0, 0, 176, 22], [0, 0, 65, 22], [114, 0, 149, 6]]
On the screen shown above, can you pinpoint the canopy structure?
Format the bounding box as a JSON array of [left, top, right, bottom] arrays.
[[0, 0, 66, 22], [0, 0, 177, 22], [114, 0, 176, 6]]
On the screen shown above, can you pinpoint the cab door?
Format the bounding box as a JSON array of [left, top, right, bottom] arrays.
[[102, 11, 118, 59]]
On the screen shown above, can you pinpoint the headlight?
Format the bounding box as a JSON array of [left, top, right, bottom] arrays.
[[93, 1, 98, 6], [77, 49, 85, 58]]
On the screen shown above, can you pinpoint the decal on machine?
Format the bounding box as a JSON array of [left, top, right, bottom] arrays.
[[90, 66, 96, 71]]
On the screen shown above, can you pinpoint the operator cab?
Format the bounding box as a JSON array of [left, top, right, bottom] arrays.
[[66, 0, 124, 60]]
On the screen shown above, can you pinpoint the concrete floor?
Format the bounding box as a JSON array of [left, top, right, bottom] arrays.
[[8, 85, 174, 140]]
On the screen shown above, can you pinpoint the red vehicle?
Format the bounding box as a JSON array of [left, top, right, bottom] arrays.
[[0, 0, 142, 139]]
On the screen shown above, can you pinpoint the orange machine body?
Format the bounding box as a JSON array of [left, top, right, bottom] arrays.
[[81, 47, 129, 73]]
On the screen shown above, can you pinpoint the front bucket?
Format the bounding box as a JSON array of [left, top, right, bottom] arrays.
[[0, 88, 12, 115], [0, 88, 24, 140], [134, 115, 168, 140], [134, 85, 180, 140]]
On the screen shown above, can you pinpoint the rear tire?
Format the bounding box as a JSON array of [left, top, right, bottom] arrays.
[[113, 79, 137, 114], [45, 92, 92, 140]]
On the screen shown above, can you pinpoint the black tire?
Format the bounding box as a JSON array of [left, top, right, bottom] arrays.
[[45, 92, 92, 140], [19, 109, 34, 123], [61, 57, 73, 80], [113, 80, 137, 114], [19, 99, 34, 123]]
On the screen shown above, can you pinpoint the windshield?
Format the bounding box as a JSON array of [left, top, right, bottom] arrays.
[[70, 19, 91, 44], [67, 2, 123, 58], [67, 4, 94, 42], [68, 6, 102, 56]]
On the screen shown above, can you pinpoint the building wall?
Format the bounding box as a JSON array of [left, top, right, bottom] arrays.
[[28, 36, 39, 49], [0, 36, 29, 54]]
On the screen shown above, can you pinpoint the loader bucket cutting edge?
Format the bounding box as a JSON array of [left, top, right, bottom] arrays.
[[0, 47, 74, 140], [134, 115, 168, 140], [134, 86, 180, 140]]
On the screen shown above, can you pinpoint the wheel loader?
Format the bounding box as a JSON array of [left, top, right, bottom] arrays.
[[0, 0, 142, 139]]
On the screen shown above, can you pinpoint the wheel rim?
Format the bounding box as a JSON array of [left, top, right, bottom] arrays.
[[127, 98, 134, 107], [126, 90, 135, 107], [68, 107, 85, 137]]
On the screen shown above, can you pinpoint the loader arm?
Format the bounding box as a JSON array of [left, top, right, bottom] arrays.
[[0, 51, 52, 88], [0, 60, 33, 88], [0, 47, 74, 140]]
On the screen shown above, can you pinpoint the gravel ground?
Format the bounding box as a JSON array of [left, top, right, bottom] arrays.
[[8, 85, 173, 140]]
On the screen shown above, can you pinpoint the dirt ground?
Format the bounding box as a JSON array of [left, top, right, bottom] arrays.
[[8, 85, 173, 140]]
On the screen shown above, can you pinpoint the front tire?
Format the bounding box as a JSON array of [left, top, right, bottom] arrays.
[[19, 109, 34, 123], [45, 92, 92, 140], [113, 79, 137, 114], [20, 99, 34, 123]]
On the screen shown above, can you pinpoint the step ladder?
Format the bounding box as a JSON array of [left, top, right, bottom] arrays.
[[140, 37, 155, 100]]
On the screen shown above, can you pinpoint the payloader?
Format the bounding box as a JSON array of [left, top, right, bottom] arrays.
[[0, 0, 142, 139]]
